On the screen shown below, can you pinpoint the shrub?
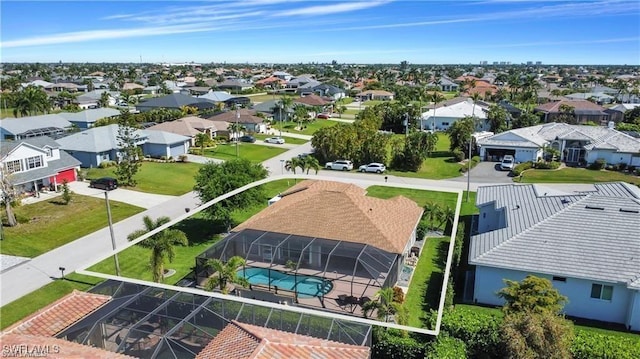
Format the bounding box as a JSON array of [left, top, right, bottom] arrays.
[[98, 160, 116, 168], [440, 306, 505, 359], [617, 162, 627, 171], [426, 335, 467, 359], [589, 159, 606, 170], [61, 180, 72, 205], [571, 330, 640, 359], [416, 220, 429, 241], [178, 154, 189, 162], [452, 149, 465, 162], [160, 156, 167, 161], [534, 161, 560, 170], [512, 161, 533, 177], [372, 328, 426, 359], [393, 286, 405, 304], [76, 168, 88, 181]]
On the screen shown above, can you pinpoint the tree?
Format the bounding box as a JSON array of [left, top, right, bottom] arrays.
[[127, 216, 188, 282], [61, 180, 72, 205], [362, 287, 400, 322], [447, 117, 475, 158], [555, 104, 576, 124], [391, 131, 438, 171], [194, 133, 210, 155], [486, 104, 510, 133], [13, 85, 51, 117], [98, 91, 110, 107], [0, 167, 18, 227], [623, 106, 640, 125], [512, 111, 539, 129], [498, 275, 567, 315], [193, 159, 268, 229], [302, 156, 320, 174], [278, 95, 294, 122], [205, 256, 249, 294], [285, 156, 304, 174], [114, 110, 142, 187], [428, 91, 446, 131], [293, 105, 310, 129]]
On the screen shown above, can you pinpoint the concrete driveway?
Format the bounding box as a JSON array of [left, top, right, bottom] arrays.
[[68, 181, 177, 209], [449, 161, 514, 184]]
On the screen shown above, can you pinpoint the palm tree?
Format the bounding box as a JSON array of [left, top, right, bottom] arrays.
[[227, 123, 245, 142], [98, 91, 110, 108], [361, 287, 398, 322], [0, 167, 18, 227], [303, 156, 320, 174], [423, 202, 443, 231], [429, 91, 446, 131], [13, 85, 51, 117], [205, 256, 249, 294], [194, 132, 210, 155], [293, 105, 310, 129], [127, 216, 188, 283], [285, 156, 305, 174]]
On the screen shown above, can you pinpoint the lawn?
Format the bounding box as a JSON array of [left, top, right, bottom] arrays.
[[404, 236, 449, 328], [0, 273, 104, 330], [1, 195, 143, 257], [387, 133, 464, 180], [87, 162, 203, 195], [519, 167, 640, 186], [203, 143, 287, 163], [246, 93, 276, 103], [89, 179, 296, 281], [366, 186, 477, 216], [280, 119, 339, 135], [253, 133, 309, 145]]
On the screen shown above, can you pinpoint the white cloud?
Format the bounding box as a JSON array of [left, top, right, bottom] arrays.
[[273, 1, 389, 17]]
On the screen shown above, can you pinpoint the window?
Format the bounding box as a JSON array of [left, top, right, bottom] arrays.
[[590, 284, 613, 300], [26, 156, 43, 169], [5, 160, 22, 173], [45, 148, 52, 157], [552, 276, 566, 282]]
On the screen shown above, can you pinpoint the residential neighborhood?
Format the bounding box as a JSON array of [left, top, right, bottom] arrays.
[[2, 1, 640, 357]]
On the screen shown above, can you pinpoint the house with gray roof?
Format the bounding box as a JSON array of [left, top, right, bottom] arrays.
[[135, 93, 216, 113], [56, 124, 189, 167], [1, 114, 73, 140], [477, 122, 640, 166], [58, 108, 120, 130], [1, 136, 81, 194], [469, 182, 640, 330]]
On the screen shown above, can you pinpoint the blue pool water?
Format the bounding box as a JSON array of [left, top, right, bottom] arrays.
[[239, 268, 333, 298]]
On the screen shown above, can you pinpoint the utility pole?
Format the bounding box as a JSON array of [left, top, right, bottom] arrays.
[[235, 104, 240, 158], [104, 191, 121, 276]]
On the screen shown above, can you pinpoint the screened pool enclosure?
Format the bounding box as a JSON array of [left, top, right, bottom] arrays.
[[196, 229, 401, 313]]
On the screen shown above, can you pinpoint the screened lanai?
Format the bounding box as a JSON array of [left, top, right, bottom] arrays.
[[58, 280, 371, 359], [195, 229, 400, 314]]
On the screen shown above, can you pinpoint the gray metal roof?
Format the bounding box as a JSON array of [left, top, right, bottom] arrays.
[[56, 124, 147, 153], [143, 130, 190, 145], [1, 136, 60, 156], [470, 182, 640, 289]]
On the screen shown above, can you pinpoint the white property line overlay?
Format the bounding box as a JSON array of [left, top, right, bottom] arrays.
[[77, 174, 462, 336]]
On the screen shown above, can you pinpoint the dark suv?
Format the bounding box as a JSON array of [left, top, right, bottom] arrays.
[[239, 135, 256, 143], [90, 177, 118, 190]]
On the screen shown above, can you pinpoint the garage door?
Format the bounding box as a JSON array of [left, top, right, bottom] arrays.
[[52, 168, 76, 184], [485, 148, 516, 161]]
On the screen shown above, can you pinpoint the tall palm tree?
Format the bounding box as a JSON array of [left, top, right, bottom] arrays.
[[127, 216, 188, 283], [98, 91, 110, 108], [194, 132, 210, 155], [279, 95, 294, 122], [227, 123, 245, 142], [205, 256, 249, 294], [429, 91, 446, 131]]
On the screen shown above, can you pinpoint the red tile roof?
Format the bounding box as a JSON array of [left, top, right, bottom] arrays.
[[4, 290, 111, 337], [196, 321, 370, 359], [0, 334, 135, 359]]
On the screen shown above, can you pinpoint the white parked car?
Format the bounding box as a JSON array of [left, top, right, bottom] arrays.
[[264, 137, 285, 144], [325, 160, 353, 171], [500, 155, 515, 171], [358, 163, 386, 173]]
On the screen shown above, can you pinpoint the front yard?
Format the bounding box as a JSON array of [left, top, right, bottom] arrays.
[[1, 195, 143, 257], [518, 167, 640, 186], [253, 133, 309, 145], [87, 162, 203, 195], [202, 143, 287, 163]]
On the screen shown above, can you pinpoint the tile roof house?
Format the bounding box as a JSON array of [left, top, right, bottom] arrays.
[[534, 100, 609, 125], [294, 94, 332, 107], [206, 109, 267, 134], [147, 116, 219, 145], [1, 136, 81, 194], [355, 90, 394, 101], [477, 122, 640, 165], [469, 182, 640, 330], [196, 320, 370, 359]]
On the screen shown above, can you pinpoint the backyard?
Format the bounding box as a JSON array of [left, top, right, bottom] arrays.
[[203, 143, 287, 163], [518, 167, 640, 186], [1, 195, 143, 257], [87, 162, 203, 195]]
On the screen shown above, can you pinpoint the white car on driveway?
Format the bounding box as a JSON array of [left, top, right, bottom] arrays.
[[358, 163, 386, 173], [325, 160, 353, 171], [264, 137, 285, 144], [500, 155, 515, 171]]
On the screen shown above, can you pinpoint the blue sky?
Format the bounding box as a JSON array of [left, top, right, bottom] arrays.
[[1, 1, 639, 64]]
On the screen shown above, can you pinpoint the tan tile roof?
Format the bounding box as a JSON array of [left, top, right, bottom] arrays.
[[4, 290, 111, 337], [207, 109, 264, 124], [233, 180, 423, 254], [294, 94, 332, 106], [535, 99, 606, 113], [147, 116, 218, 137], [196, 321, 370, 359], [0, 334, 135, 359]]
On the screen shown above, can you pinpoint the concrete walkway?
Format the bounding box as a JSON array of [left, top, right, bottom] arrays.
[[68, 181, 177, 209]]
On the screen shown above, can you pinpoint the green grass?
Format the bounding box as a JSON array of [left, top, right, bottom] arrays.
[[404, 236, 449, 328], [280, 120, 339, 136], [203, 143, 287, 163], [1, 195, 143, 257], [246, 93, 277, 103], [87, 162, 203, 195], [1, 107, 16, 118], [518, 167, 640, 186], [366, 186, 477, 216], [387, 133, 464, 180], [253, 133, 309, 145], [0, 273, 104, 330]]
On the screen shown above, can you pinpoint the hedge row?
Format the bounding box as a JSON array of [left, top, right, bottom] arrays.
[[571, 330, 640, 359]]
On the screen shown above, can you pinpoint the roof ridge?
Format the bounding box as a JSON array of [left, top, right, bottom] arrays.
[[474, 195, 589, 261]]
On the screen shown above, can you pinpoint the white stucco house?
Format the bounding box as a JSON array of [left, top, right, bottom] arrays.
[[420, 98, 488, 131], [477, 122, 640, 165], [469, 182, 640, 330]]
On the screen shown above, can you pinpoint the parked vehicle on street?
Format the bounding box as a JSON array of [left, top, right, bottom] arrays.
[[239, 135, 256, 143], [358, 163, 386, 173], [500, 155, 515, 171], [264, 137, 285, 144], [316, 113, 330, 119], [325, 160, 353, 171], [89, 177, 118, 190]]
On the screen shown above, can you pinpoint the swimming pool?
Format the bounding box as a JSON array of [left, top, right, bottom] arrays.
[[239, 268, 333, 298]]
